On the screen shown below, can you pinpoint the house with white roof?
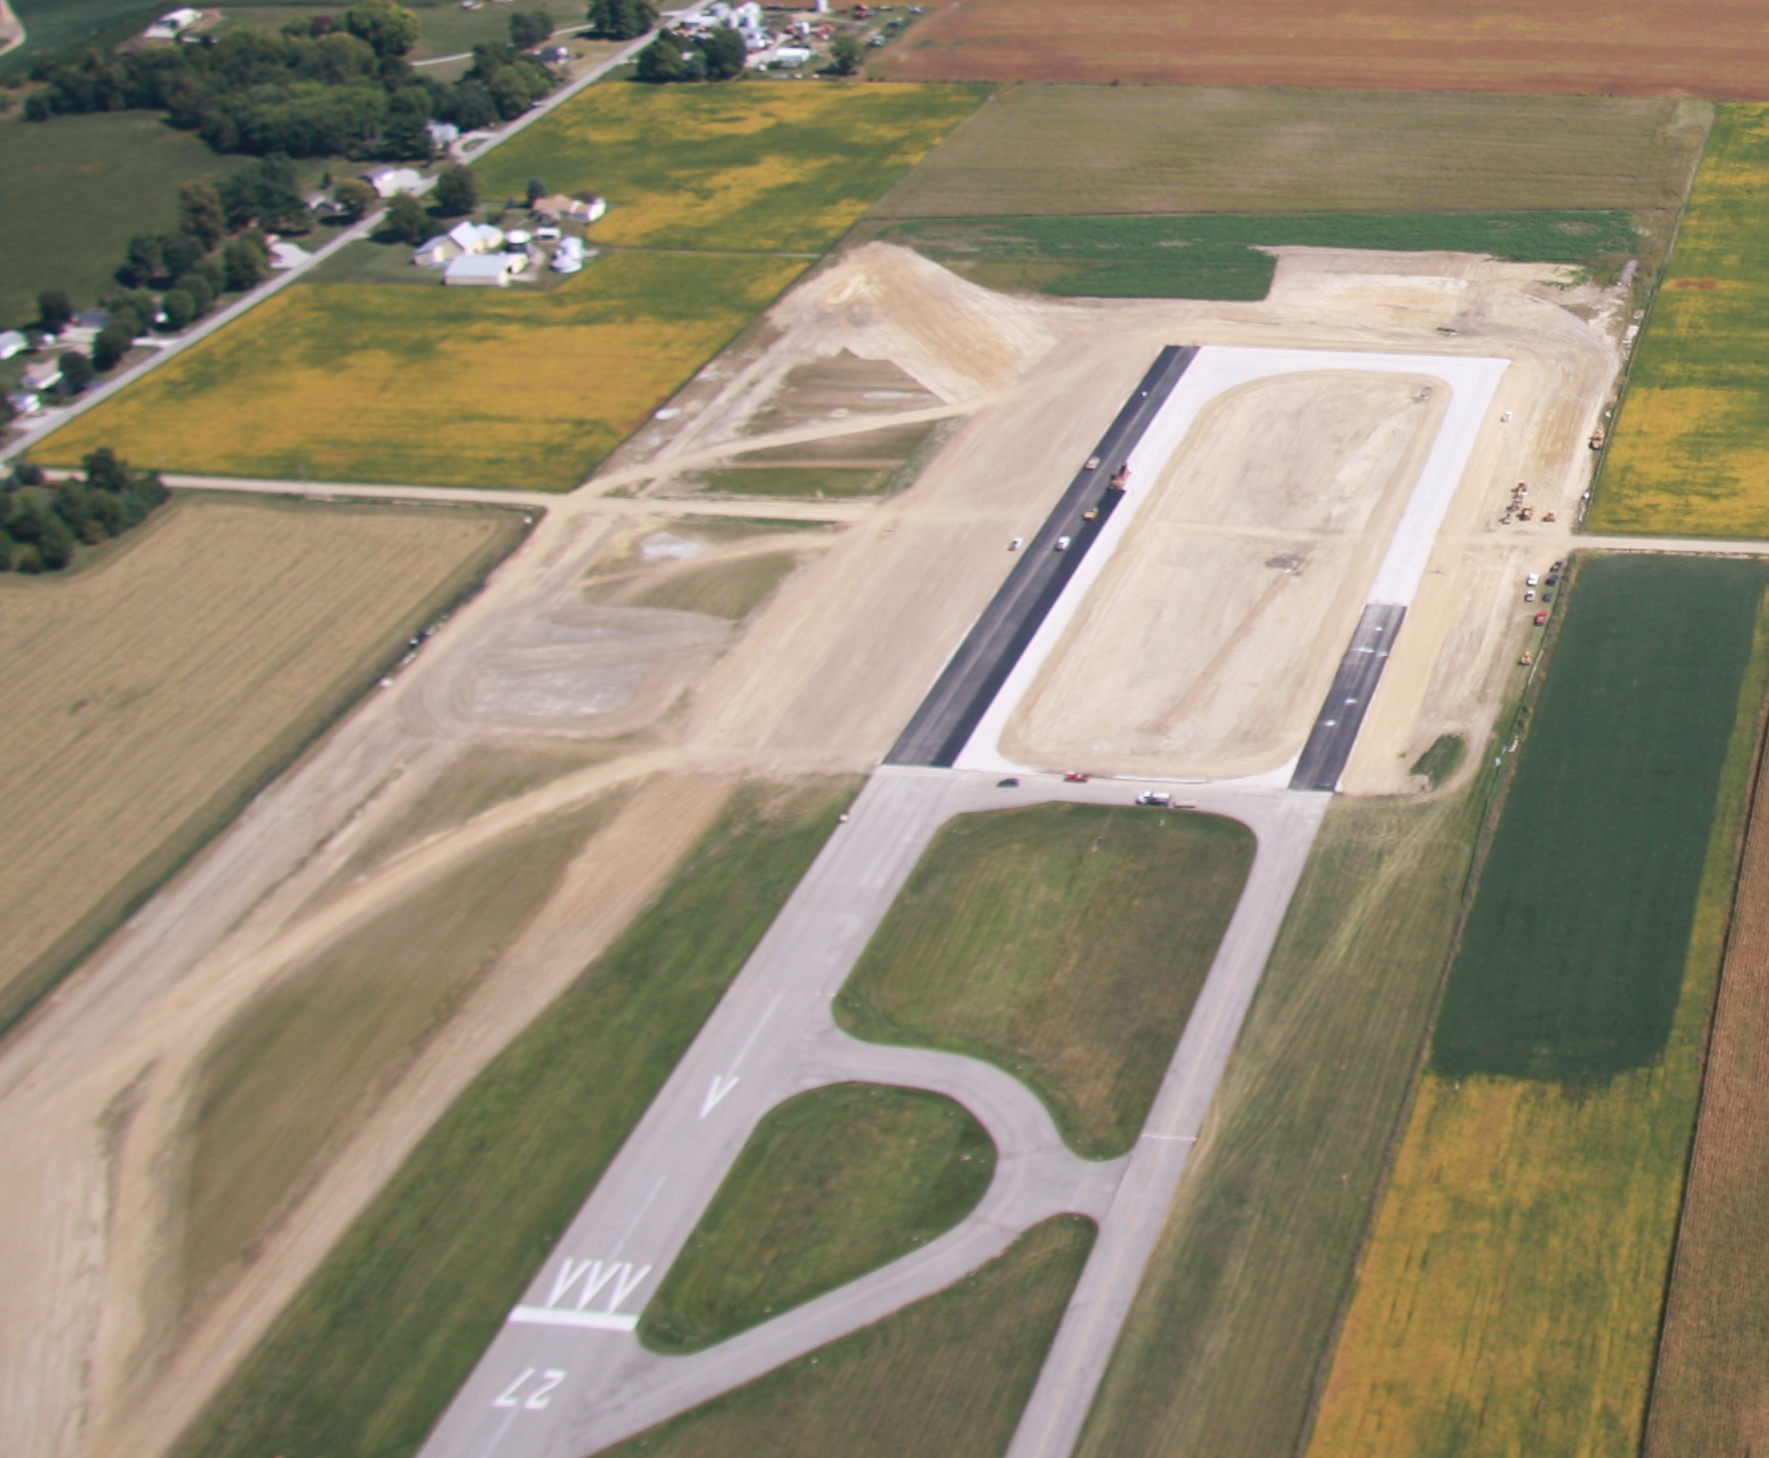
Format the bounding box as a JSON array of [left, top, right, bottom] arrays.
[[444, 253, 528, 287], [143, 7, 201, 39], [362, 167, 425, 198], [0, 329, 28, 361]]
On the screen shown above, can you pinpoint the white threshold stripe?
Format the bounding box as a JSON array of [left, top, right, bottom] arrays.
[[508, 1306, 639, 1332]]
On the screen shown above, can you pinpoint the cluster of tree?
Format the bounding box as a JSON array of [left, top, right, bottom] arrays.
[[0, 453, 170, 574], [637, 23, 745, 82], [380, 163, 479, 242], [586, 0, 657, 40], [111, 178, 273, 329], [508, 8, 555, 49], [24, 0, 560, 158]]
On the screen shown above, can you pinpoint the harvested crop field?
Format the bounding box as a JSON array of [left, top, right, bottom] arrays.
[[1591, 105, 1769, 538], [0, 493, 523, 1037], [1306, 555, 1769, 1458], [1645, 705, 1769, 1455], [838, 803, 1254, 1159], [473, 81, 987, 252], [873, 0, 1769, 97], [867, 88, 1708, 219], [32, 255, 805, 489], [600, 1217, 1095, 1458]]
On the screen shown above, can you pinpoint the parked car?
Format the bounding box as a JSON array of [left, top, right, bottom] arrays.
[[1136, 791, 1172, 807], [1524, 590, 1536, 602], [1526, 572, 1540, 586], [997, 777, 1019, 788], [1008, 536, 1023, 551], [1064, 771, 1090, 783], [1534, 611, 1550, 626]]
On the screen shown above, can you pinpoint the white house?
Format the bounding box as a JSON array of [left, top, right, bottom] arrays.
[[531, 193, 606, 224], [7, 392, 42, 417], [143, 6, 201, 39], [770, 44, 812, 66], [426, 120, 460, 150], [0, 329, 28, 360], [21, 358, 63, 392], [552, 236, 586, 273], [444, 253, 528, 287], [362, 167, 424, 198], [416, 221, 504, 267], [414, 234, 462, 268]]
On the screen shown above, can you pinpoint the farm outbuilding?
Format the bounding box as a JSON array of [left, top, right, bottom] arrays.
[[444, 254, 523, 287]]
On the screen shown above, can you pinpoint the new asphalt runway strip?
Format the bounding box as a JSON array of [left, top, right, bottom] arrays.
[[416, 343, 1506, 1458]]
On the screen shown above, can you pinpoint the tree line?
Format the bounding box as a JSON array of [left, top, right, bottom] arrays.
[[0, 452, 171, 574], [24, 0, 564, 159]]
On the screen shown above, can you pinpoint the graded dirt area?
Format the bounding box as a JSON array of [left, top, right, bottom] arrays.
[[875, 0, 1769, 99], [1005, 372, 1444, 779], [0, 240, 1621, 1458]]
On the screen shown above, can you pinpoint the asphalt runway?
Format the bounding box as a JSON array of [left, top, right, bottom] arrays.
[[886, 346, 1198, 767], [1290, 603, 1408, 792]]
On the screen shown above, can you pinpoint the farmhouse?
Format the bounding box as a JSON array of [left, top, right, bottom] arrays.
[[142, 6, 201, 39], [444, 253, 527, 287], [21, 358, 63, 392], [362, 167, 425, 198], [0, 329, 27, 360], [7, 392, 42, 417], [416, 221, 505, 267], [531, 193, 607, 223]]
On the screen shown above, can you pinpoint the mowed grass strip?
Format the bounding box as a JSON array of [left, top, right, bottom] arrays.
[[179, 796, 626, 1320], [0, 493, 523, 1039], [599, 1215, 1094, 1458], [1305, 555, 1769, 1458], [1077, 786, 1487, 1458], [640, 1083, 995, 1353], [171, 778, 858, 1458], [33, 254, 805, 489], [1646, 697, 1769, 1453], [1433, 555, 1767, 1081], [837, 804, 1255, 1160], [473, 81, 987, 252], [878, 211, 1640, 301], [1592, 104, 1769, 538], [866, 87, 1707, 220]]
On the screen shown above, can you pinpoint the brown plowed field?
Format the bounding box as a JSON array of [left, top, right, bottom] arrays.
[[1644, 698, 1769, 1457], [876, 0, 1769, 98]]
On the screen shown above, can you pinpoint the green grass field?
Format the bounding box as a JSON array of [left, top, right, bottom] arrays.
[[1590, 104, 1769, 538], [34, 253, 805, 488], [868, 87, 1708, 220], [1076, 785, 1489, 1458], [1434, 555, 1769, 1081], [640, 1083, 995, 1353], [601, 1216, 1095, 1458], [875, 211, 1641, 301], [179, 797, 624, 1319], [472, 81, 988, 253], [1307, 554, 1769, 1458], [169, 778, 857, 1458], [0, 109, 252, 328], [837, 804, 1254, 1159], [2, 0, 155, 71]]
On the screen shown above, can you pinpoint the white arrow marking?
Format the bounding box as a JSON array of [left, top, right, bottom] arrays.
[[700, 1075, 740, 1117]]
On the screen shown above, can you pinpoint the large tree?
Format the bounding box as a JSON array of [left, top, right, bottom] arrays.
[[434, 163, 479, 217], [636, 31, 684, 81], [37, 290, 73, 334], [179, 182, 228, 248], [383, 191, 430, 243], [588, 0, 656, 39], [509, 8, 552, 48], [346, 0, 420, 59], [700, 23, 745, 80], [828, 33, 863, 74], [333, 176, 378, 221]]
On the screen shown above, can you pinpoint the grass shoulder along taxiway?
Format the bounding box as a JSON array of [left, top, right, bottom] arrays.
[[600, 1216, 1094, 1458], [1591, 104, 1769, 539], [1647, 681, 1769, 1455], [837, 803, 1255, 1160], [0, 491, 525, 1041], [1076, 781, 1489, 1458], [171, 777, 858, 1458], [1306, 553, 1769, 1458], [32, 253, 806, 490], [639, 1083, 995, 1353], [473, 80, 987, 253]]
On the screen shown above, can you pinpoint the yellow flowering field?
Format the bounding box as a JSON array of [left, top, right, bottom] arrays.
[[473, 81, 988, 252], [35, 253, 804, 489], [1592, 104, 1769, 537]]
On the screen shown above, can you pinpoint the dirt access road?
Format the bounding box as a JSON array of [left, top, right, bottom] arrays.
[[0, 241, 1623, 1458]]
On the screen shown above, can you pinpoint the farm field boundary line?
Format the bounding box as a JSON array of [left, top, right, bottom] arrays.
[[0, 3, 696, 467]]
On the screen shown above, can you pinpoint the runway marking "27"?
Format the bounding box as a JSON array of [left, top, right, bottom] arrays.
[[492, 1367, 566, 1410]]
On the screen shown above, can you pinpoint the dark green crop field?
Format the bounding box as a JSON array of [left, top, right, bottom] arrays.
[[601, 1217, 1095, 1458], [1433, 554, 1769, 1082], [639, 1083, 995, 1354], [872, 211, 1640, 301], [171, 779, 856, 1458], [838, 803, 1254, 1159]]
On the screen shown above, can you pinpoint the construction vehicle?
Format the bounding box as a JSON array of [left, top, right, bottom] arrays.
[[1589, 429, 1606, 450], [1109, 464, 1130, 492]]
